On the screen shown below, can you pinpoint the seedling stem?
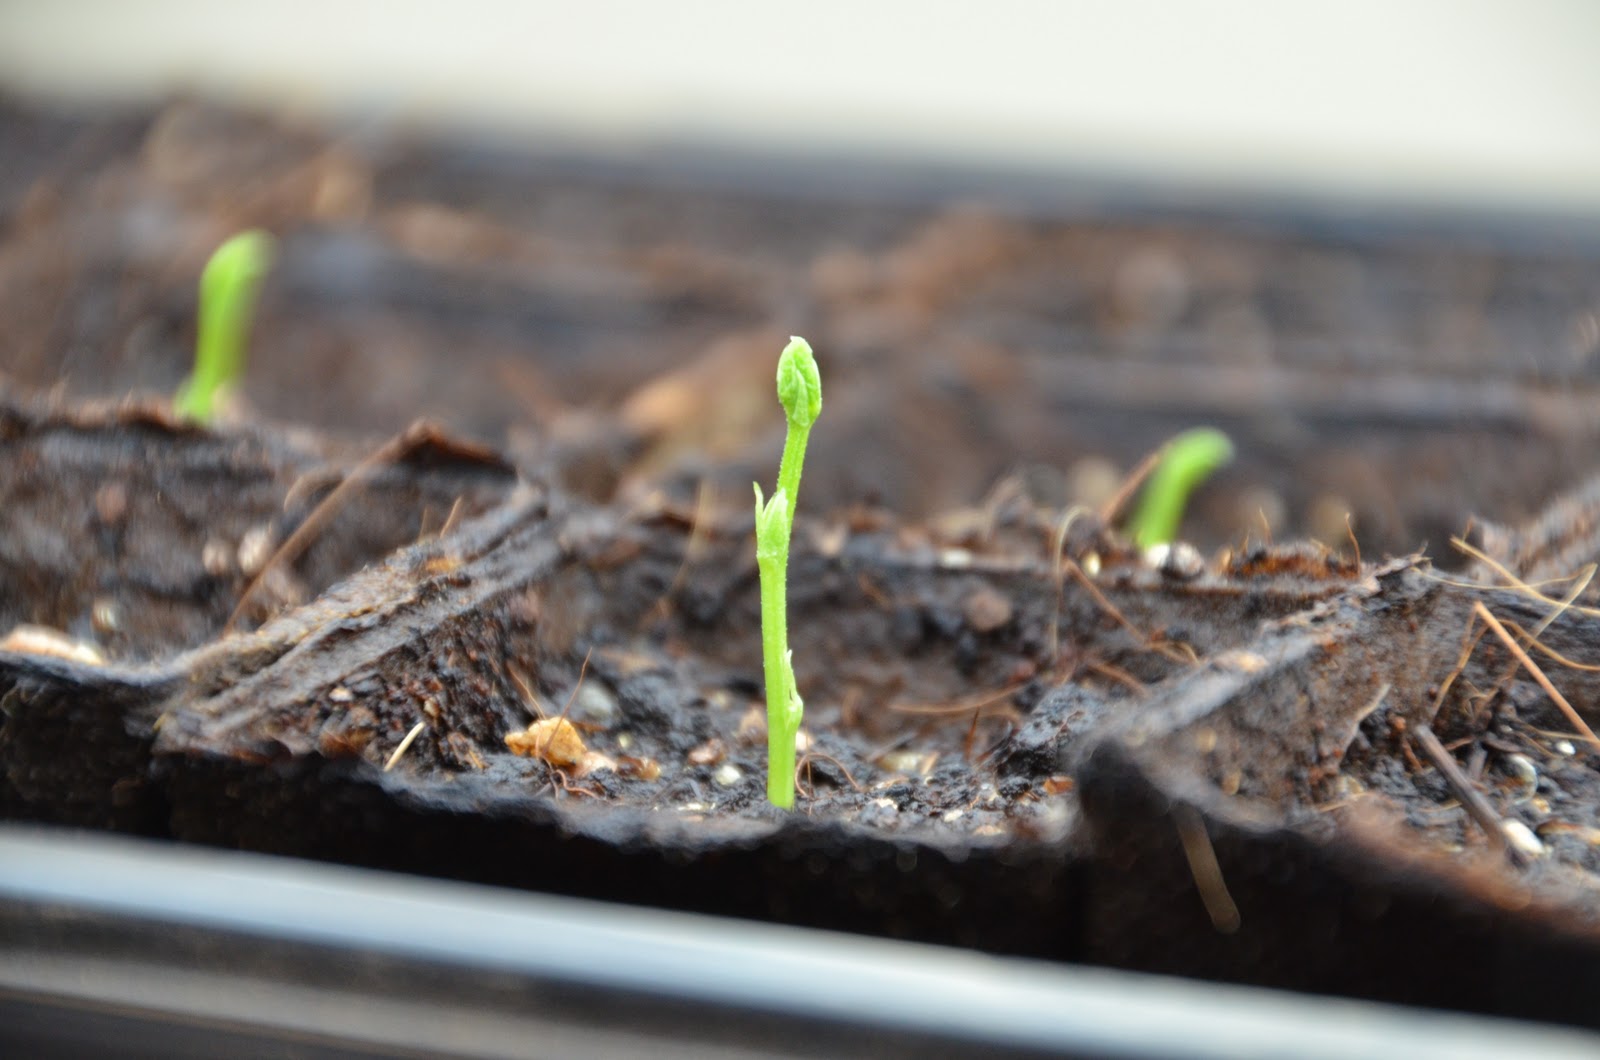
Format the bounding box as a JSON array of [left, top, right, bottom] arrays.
[[1128, 427, 1234, 547], [755, 336, 821, 808], [175, 229, 275, 423]]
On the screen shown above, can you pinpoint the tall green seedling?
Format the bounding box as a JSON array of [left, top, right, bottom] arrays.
[[175, 229, 276, 423], [754, 336, 821, 808]]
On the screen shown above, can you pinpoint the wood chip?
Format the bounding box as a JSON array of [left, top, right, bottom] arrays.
[[0, 625, 104, 666], [962, 586, 1013, 633], [736, 706, 767, 745], [506, 717, 588, 768], [617, 755, 661, 781], [687, 738, 726, 767]]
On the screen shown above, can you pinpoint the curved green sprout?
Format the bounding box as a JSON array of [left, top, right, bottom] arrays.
[[174, 230, 276, 423], [754, 336, 822, 809], [1128, 427, 1235, 547]]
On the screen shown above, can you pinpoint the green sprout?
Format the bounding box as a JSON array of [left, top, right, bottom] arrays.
[[1127, 427, 1234, 547], [754, 336, 822, 809], [174, 229, 276, 423]]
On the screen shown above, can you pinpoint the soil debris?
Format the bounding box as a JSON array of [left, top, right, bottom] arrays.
[[507, 717, 589, 769], [0, 625, 104, 666]]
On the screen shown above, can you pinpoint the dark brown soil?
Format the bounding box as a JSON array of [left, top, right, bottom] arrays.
[[0, 390, 1377, 951], [11, 98, 1600, 1027], [1057, 515, 1600, 1023], [0, 398, 515, 660], [1339, 516, 1600, 888], [8, 99, 1600, 558]]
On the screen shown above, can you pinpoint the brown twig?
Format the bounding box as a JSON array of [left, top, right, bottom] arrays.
[[889, 683, 1022, 716], [1253, 506, 1275, 548], [1529, 564, 1593, 634], [226, 425, 425, 633], [1506, 621, 1600, 673], [382, 721, 427, 773], [1353, 681, 1392, 728], [549, 768, 602, 799], [1084, 659, 1147, 694], [437, 495, 467, 539], [1062, 556, 1196, 664], [1473, 602, 1600, 751], [973, 721, 1023, 764], [554, 648, 594, 727], [1173, 805, 1240, 934], [1427, 616, 1488, 723], [962, 707, 983, 761], [1047, 506, 1088, 665], [1411, 724, 1523, 868], [413, 495, 466, 546], [795, 750, 863, 798], [1399, 730, 1425, 773], [649, 477, 716, 622], [1446, 537, 1600, 618], [1338, 682, 1392, 761], [1474, 569, 1593, 723], [1098, 446, 1165, 526], [507, 662, 545, 719]]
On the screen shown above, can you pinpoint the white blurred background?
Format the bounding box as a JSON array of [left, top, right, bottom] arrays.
[[1, 0, 1597, 213]]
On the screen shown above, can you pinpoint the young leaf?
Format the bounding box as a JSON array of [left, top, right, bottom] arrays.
[[175, 229, 276, 423], [776, 336, 822, 429], [1128, 427, 1235, 547]]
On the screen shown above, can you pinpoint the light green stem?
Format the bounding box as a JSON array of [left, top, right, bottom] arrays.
[[756, 336, 821, 809], [1128, 427, 1234, 547], [776, 418, 810, 539], [755, 489, 797, 808], [175, 230, 275, 423]]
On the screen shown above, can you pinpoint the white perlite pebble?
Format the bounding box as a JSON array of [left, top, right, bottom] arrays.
[[1504, 754, 1538, 801], [1502, 820, 1545, 858], [237, 525, 276, 576], [572, 682, 618, 726]]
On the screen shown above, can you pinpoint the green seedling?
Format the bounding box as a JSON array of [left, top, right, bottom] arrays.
[[754, 336, 822, 809], [174, 229, 276, 423], [1127, 427, 1234, 547]]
